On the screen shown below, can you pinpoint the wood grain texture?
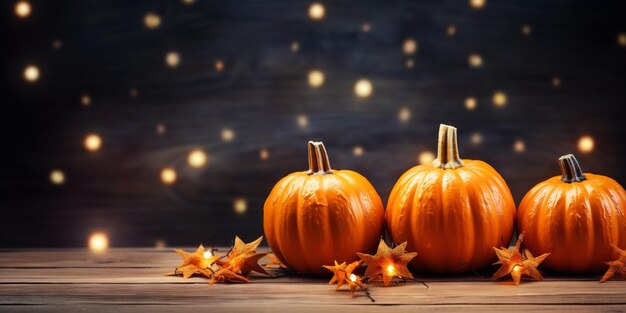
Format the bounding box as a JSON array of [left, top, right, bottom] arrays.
[[0, 249, 625, 312]]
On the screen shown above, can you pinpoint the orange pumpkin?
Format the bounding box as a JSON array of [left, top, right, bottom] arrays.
[[386, 124, 516, 273], [517, 154, 626, 273], [263, 141, 385, 276]]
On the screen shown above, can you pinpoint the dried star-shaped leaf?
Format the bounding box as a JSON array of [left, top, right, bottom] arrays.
[[322, 260, 361, 290], [492, 233, 550, 285], [264, 253, 286, 268], [209, 268, 250, 284], [600, 245, 626, 283], [357, 239, 417, 286], [230, 236, 263, 258], [167, 245, 218, 278], [222, 252, 269, 276]]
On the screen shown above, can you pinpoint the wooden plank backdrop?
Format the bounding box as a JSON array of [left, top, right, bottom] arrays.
[[1, 0, 626, 249], [0, 248, 625, 312]]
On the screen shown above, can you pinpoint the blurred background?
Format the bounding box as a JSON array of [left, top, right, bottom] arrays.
[[2, 0, 626, 248]]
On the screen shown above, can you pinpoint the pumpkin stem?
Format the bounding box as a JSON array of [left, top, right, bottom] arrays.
[[307, 141, 333, 174], [558, 154, 586, 183], [432, 124, 464, 169]]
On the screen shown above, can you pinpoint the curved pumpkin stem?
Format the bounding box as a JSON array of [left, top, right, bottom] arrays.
[[307, 141, 333, 174], [558, 154, 586, 183], [432, 124, 464, 169]]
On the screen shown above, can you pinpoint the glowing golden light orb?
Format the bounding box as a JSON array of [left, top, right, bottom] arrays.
[[578, 136, 594, 153], [182, 0, 196, 5], [15, 1, 32, 18], [297, 114, 309, 128], [308, 3, 325, 20], [84, 133, 102, 152], [188, 149, 208, 168], [23, 65, 40, 82], [513, 265, 522, 273], [308, 70, 325, 88], [469, 0, 486, 10], [50, 170, 65, 185], [165, 51, 181, 68], [144, 13, 161, 29], [403, 38, 418, 55], [465, 97, 477, 110], [215, 60, 224, 72], [447, 24, 457, 36], [513, 140, 525, 153], [521, 24, 532, 36], [492, 91, 507, 107], [468, 53, 483, 68], [354, 79, 373, 98], [89, 232, 109, 253], [291, 41, 300, 52], [398, 107, 411, 123], [259, 148, 269, 160], [471, 132, 483, 145], [418, 151, 435, 165], [81, 94, 91, 106], [552, 76, 561, 87], [221, 128, 235, 142], [233, 198, 247, 215], [618, 33, 626, 47], [353, 145, 364, 157], [203, 250, 213, 259], [160, 167, 177, 185]]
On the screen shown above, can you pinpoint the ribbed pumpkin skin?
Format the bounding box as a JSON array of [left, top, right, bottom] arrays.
[[517, 174, 626, 273], [386, 159, 516, 273], [264, 170, 385, 276]]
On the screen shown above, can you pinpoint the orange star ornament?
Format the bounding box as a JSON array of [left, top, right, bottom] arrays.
[[357, 239, 417, 286]]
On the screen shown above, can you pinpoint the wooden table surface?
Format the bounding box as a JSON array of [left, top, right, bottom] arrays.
[[1, 248, 625, 312]]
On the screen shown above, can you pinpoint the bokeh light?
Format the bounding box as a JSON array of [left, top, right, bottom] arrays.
[[129, 88, 139, 98], [398, 107, 411, 123], [233, 198, 247, 215], [221, 128, 235, 142], [552, 76, 561, 87], [89, 232, 109, 253], [49, 170, 65, 186], [291, 41, 300, 52], [308, 70, 325, 88], [215, 60, 224, 72], [188, 149, 208, 168], [52, 39, 63, 50], [418, 151, 435, 165], [160, 167, 177, 185], [14, 1, 32, 18], [259, 148, 269, 160], [144, 13, 161, 29], [513, 139, 525, 153], [308, 3, 325, 20], [465, 97, 477, 110], [297, 114, 308, 128], [84, 133, 102, 152], [469, 0, 486, 9], [521, 24, 532, 36], [470, 132, 483, 145], [403, 38, 418, 55], [23, 65, 40, 82], [447, 24, 457, 36], [81, 94, 91, 106], [361, 22, 371, 33], [154, 240, 167, 249], [578, 135, 594, 153], [354, 79, 373, 98], [353, 145, 364, 157], [405, 59, 415, 69], [492, 91, 507, 107], [156, 123, 166, 135], [617, 33, 626, 47], [468, 53, 483, 68], [165, 51, 181, 68]]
